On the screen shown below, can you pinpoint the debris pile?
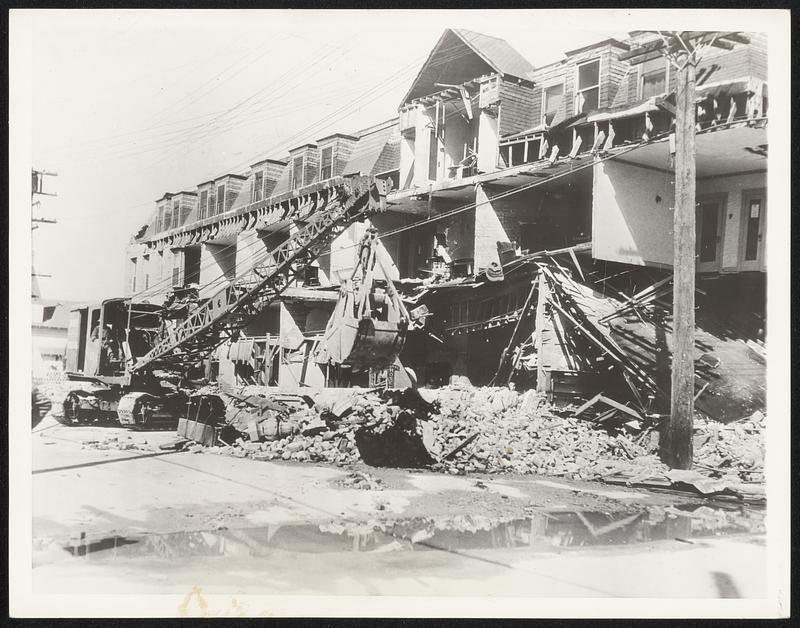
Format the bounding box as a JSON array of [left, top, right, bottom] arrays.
[[428, 387, 661, 479], [81, 435, 153, 452], [693, 410, 765, 482], [212, 387, 438, 467], [336, 471, 385, 491], [173, 384, 766, 490]]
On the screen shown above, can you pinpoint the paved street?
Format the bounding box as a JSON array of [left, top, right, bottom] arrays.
[[30, 417, 767, 600]]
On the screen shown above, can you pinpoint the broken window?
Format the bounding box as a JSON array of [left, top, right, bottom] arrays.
[[320, 146, 333, 180], [498, 144, 510, 169], [640, 56, 668, 99], [291, 156, 304, 189], [216, 185, 225, 214], [575, 59, 600, 114], [543, 83, 564, 126]]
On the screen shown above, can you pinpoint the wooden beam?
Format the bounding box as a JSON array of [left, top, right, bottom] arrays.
[[718, 32, 751, 45], [618, 38, 666, 61]]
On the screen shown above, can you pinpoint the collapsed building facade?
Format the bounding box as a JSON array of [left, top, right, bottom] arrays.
[[122, 29, 767, 416]]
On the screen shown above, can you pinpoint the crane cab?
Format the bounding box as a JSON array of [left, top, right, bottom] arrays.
[[66, 298, 163, 383]]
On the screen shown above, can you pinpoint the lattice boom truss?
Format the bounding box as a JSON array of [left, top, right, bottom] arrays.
[[132, 176, 386, 374]]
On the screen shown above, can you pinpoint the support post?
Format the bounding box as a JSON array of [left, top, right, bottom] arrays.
[[667, 50, 696, 469]]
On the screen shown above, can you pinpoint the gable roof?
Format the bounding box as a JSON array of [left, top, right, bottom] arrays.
[[452, 29, 536, 80], [400, 28, 535, 106]]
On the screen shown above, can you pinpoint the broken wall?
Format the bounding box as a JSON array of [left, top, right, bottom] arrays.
[[278, 301, 331, 388], [474, 175, 593, 271]]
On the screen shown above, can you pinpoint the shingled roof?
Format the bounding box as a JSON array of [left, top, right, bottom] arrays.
[[452, 29, 535, 81], [400, 28, 535, 106]]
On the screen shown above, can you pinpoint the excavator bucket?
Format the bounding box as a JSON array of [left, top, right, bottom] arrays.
[[315, 280, 409, 372], [318, 313, 408, 372], [316, 226, 411, 373]]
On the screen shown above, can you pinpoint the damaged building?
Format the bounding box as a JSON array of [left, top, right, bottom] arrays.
[[122, 28, 767, 415]]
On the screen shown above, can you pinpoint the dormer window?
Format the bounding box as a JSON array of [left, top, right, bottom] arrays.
[[320, 146, 333, 180], [291, 156, 304, 189], [216, 184, 225, 214], [157, 204, 165, 232], [199, 190, 208, 220], [253, 171, 263, 202], [640, 56, 669, 99], [575, 59, 600, 114], [542, 83, 564, 126]]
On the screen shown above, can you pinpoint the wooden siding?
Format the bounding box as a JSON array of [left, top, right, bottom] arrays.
[[523, 43, 629, 131], [222, 177, 245, 213], [498, 80, 537, 136], [303, 148, 320, 187]]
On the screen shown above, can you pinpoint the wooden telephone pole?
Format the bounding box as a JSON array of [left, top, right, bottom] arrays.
[[669, 49, 696, 469], [619, 32, 750, 468]]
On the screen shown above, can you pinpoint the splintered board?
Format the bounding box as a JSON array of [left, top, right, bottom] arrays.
[[546, 269, 765, 422]]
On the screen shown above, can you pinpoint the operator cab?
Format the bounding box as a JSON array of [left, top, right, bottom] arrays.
[[66, 298, 162, 379]]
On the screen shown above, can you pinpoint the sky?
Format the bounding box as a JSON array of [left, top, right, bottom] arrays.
[[17, 8, 767, 302]]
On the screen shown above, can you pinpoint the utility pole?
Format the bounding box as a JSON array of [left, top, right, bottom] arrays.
[[668, 48, 696, 469], [31, 168, 58, 297], [618, 32, 750, 468]]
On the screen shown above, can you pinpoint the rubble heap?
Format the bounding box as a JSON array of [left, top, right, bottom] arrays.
[[692, 410, 765, 483], [427, 387, 661, 479], [206, 384, 764, 488]]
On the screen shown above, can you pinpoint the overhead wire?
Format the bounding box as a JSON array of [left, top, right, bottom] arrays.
[[66, 40, 359, 167], [81, 36, 500, 300], [130, 132, 664, 304]]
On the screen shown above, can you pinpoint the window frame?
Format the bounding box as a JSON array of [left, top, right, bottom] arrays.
[[216, 184, 225, 214], [319, 145, 334, 180], [291, 156, 305, 189], [574, 57, 602, 115], [252, 171, 264, 202], [638, 56, 670, 100], [172, 198, 181, 229], [541, 81, 564, 126], [199, 190, 208, 220]]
